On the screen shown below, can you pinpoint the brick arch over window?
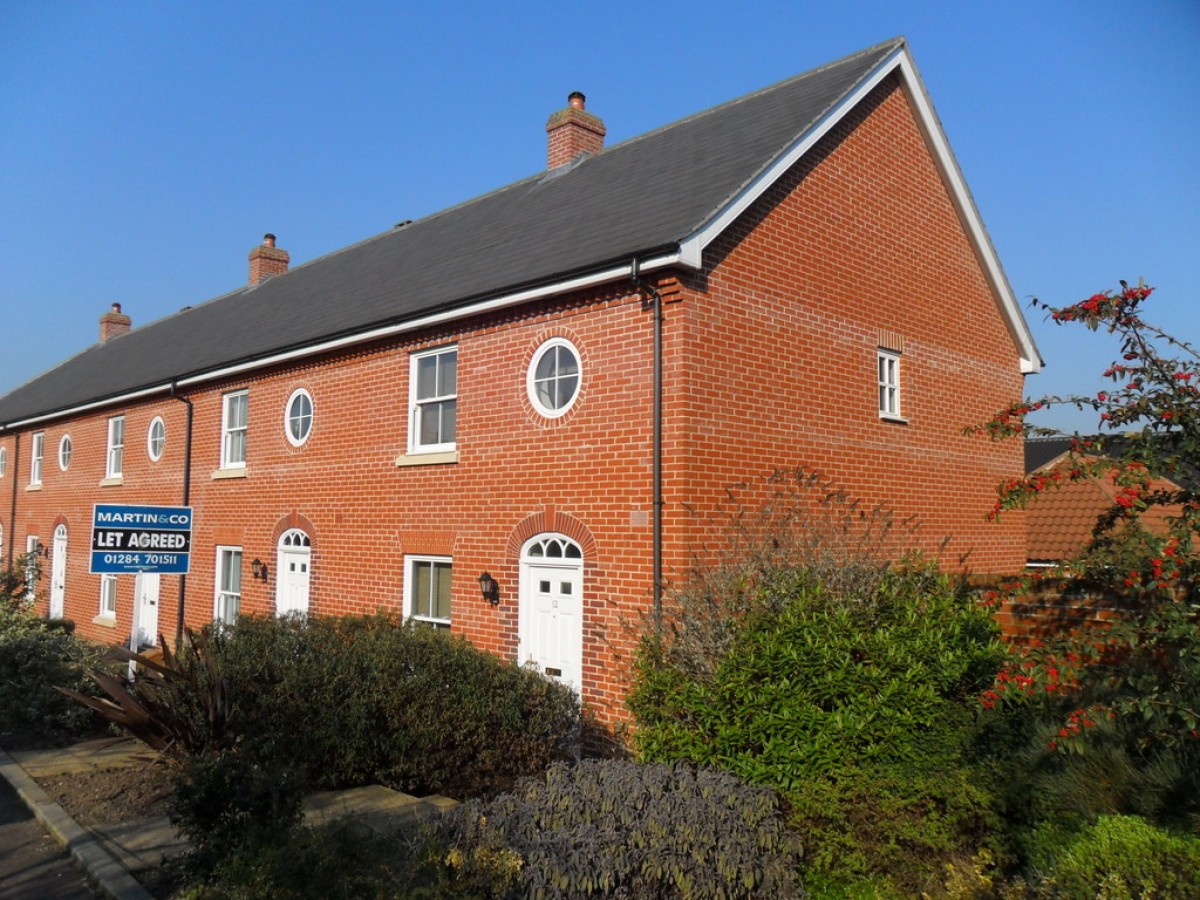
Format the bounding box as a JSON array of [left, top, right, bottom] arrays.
[[50, 514, 70, 533], [271, 512, 318, 547], [506, 508, 597, 560]]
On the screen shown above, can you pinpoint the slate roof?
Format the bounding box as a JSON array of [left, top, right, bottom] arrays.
[[1, 37, 944, 427]]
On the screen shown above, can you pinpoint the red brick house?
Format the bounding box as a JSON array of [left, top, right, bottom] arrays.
[[0, 38, 1039, 721]]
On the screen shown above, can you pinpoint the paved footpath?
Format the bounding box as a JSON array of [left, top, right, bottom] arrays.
[[0, 736, 458, 900], [0, 772, 99, 899]]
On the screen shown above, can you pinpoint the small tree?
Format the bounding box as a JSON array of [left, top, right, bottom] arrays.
[[974, 281, 1199, 750]]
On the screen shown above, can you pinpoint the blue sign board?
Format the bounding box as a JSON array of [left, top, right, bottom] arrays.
[[90, 504, 193, 574]]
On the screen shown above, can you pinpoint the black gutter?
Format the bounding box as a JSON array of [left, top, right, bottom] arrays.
[[169, 384, 194, 647], [631, 259, 665, 626], [6, 433, 18, 570]]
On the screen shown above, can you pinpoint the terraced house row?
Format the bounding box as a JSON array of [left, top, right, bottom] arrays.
[[0, 38, 1039, 721]]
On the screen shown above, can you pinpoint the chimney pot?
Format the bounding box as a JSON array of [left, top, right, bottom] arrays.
[[248, 233, 289, 285], [546, 91, 606, 169], [99, 303, 132, 343]]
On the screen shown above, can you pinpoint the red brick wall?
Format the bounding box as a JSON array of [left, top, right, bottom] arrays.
[[0, 73, 1027, 724], [668, 74, 1026, 578], [1, 397, 188, 646]]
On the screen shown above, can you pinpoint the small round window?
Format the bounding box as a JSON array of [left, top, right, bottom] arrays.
[[527, 338, 581, 418], [58, 435, 72, 471], [285, 389, 313, 446], [147, 417, 166, 462]]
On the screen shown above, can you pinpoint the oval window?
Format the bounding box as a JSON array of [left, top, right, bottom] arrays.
[[147, 417, 166, 462], [527, 338, 581, 418], [285, 389, 314, 446], [58, 434, 72, 471]]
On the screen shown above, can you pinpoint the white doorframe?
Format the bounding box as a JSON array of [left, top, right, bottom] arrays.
[[49, 525, 67, 619], [518, 534, 584, 693]]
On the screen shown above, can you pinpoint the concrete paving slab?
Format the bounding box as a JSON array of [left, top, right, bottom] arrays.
[[93, 816, 188, 873]]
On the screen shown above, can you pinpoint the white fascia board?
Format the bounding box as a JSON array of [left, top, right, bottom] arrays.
[[177, 255, 681, 388], [894, 49, 1042, 374], [4, 254, 685, 429], [2, 383, 173, 430], [679, 44, 1042, 375]]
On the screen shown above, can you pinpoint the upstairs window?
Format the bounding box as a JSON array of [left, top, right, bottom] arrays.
[[0, 446, 7, 477], [409, 347, 457, 453], [106, 416, 125, 478], [147, 417, 166, 462], [877, 349, 902, 420], [528, 338, 581, 418], [30, 432, 44, 485], [58, 434, 72, 471], [405, 556, 452, 630], [285, 389, 313, 447], [221, 391, 248, 469]]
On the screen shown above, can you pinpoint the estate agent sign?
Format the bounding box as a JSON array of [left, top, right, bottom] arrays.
[[90, 504, 193, 574]]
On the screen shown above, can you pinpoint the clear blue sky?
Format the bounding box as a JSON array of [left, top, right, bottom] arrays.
[[2, 1, 1196, 434]]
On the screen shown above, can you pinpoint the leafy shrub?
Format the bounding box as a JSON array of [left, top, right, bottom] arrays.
[[170, 753, 305, 879], [429, 759, 804, 898], [212, 613, 581, 797], [629, 519, 1004, 894], [632, 568, 1000, 782], [188, 823, 424, 900], [0, 602, 104, 739], [1028, 815, 1200, 899], [58, 627, 235, 757]]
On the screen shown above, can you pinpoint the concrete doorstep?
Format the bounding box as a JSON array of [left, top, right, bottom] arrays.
[[0, 738, 457, 900]]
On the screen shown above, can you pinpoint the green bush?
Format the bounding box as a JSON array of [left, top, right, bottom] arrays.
[[176, 819, 431, 900], [210, 613, 581, 797], [429, 759, 803, 898], [629, 563, 1004, 894], [1028, 815, 1200, 899], [170, 753, 305, 878], [0, 603, 103, 740]]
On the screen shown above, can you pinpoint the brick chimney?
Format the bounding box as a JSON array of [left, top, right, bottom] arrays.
[[248, 233, 289, 285], [546, 91, 606, 169], [99, 303, 132, 343]]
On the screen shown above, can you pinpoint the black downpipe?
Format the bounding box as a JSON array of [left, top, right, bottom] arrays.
[[6, 433, 18, 569], [169, 385, 194, 647], [632, 260, 664, 626]]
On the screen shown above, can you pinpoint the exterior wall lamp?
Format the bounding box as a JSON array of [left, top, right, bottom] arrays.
[[478, 571, 500, 605], [251, 558, 269, 582]]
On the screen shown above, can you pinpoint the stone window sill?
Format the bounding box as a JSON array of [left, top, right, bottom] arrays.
[[100, 476, 124, 487], [212, 467, 249, 480], [395, 450, 459, 467]]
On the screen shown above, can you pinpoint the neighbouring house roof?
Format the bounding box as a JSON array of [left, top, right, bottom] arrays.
[[1025, 437, 1186, 563], [0, 37, 1040, 430]]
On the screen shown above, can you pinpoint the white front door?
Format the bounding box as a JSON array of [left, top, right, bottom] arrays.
[[49, 525, 67, 619], [518, 535, 584, 693], [276, 530, 311, 616], [134, 571, 160, 647]]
